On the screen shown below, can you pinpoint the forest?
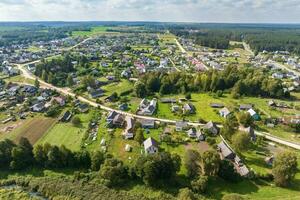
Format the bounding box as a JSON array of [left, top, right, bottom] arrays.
[[135, 66, 289, 99], [171, 26, 300, 54]]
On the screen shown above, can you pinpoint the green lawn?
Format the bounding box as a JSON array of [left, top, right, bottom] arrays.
[[36, 113, 92, 151], [72, 26, 115, 37]]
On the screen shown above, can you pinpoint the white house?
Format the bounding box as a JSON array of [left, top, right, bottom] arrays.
[[143, 137, 159, 154]]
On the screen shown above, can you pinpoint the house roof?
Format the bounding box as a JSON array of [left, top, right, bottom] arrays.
[[247, 109, 257, 116], [143, 137, 158, 149], [218, 141, 234, 158]]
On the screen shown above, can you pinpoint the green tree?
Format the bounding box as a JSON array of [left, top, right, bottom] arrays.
[[237, 112, 253, 127], [72, 116, 82, 127], [34, 78, 40, 89], [177, 188, 197, 200], [99, 158, 128, 187], [231, 133, 250, 152], [218, 160, 241, 182], [191, 176, 208, 193], [91, 151, 105, 171], [185, 150, 201, 178], [67, 74, 74, 87], [272, 151, 298, 187], [134, 128, 145, 145], [200, 150, 220, 176]]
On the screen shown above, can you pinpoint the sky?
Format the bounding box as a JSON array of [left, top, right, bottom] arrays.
[[0, 0, 299, 23]]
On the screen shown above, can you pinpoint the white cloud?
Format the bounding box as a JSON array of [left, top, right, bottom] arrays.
[[0, 0, 299, 22]]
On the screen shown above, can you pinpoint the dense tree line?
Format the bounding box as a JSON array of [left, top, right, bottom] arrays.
[[135, 66, 289, 99], [171, 27, 300, 54]]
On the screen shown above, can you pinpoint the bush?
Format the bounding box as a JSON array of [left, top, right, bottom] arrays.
[[72, 116, 82, 127], [222, 193, 246, 200], [191, 176, 208, 193]]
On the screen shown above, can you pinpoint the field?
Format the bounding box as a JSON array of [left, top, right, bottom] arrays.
[[37, 113, 92, 151], [72, 26, 114, 37], [0, 116, 56, 144], [3, 75, 35, 85]]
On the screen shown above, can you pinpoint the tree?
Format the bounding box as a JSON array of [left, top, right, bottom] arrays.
[[135, 152, 181, 186], [33, 144, 47, 167], [191, 176, 208, 193], [135, 82, 147, 98], [34, 78, 40, 89], [177, 188, 197, 200], [91, 151, 105, 171], [231, 133, 250, 152], [221, 115, 239, 140], [72, 116, 82, 127], [185, 150, 201, 178], [200, 150, 220, 176], [0, 139, 16, 168], [237, 112, 253, 127], [272, 151, 297, 187], [10, 137, 34, 170], [99, 158, 128, 187], [134, 128, 145, 145], [218, 160, 241, 182], [185, 93, 192, 100], [67, 74, 74, 87]]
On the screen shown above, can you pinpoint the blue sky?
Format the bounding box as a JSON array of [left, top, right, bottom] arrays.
[[0, 0, 299, 23]]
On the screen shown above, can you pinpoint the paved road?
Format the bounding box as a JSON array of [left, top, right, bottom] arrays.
[[12, 40, 300, 150], [270, 60, 300, 77]]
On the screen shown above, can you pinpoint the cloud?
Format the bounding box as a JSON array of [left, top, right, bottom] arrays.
[[0, 0, 299, 23]]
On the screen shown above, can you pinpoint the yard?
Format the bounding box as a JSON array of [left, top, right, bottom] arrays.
[[36, 112, 92, 151]]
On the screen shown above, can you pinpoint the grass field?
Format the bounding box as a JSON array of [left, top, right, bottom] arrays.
[[72, 26, 114, 37], [37, 113, 91, 151], [0, 116, 56, 144], [4, 75, 35, 85]]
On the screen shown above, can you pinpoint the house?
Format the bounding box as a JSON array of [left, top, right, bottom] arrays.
[[210, 103, 224, 108], [78, 104, 89, 113], [203, 121, 219, 135], [60, 111, 72, 122], [238, 165, 250, 177], [122, 116, 134, 139], [31, 102, 45, 112], [107, 111, 118, 122], [171, 104, 180, 112], [52, 96, 66, 106], [112, 114, 125, 127], [183, 103, 196, 114], [143, 137, 159, 154], [196, 131, 206, 141], [219, 107, 231, 118], [90, 89, 104, 99], [138, 119, 155, 129], [217, 141, 235, 160], [176, 121, 188, 131], [138, 98, 157, 116], [239, 104, 253, 111], [247, 109, 260, 121], [186, 128, 197, 138]]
